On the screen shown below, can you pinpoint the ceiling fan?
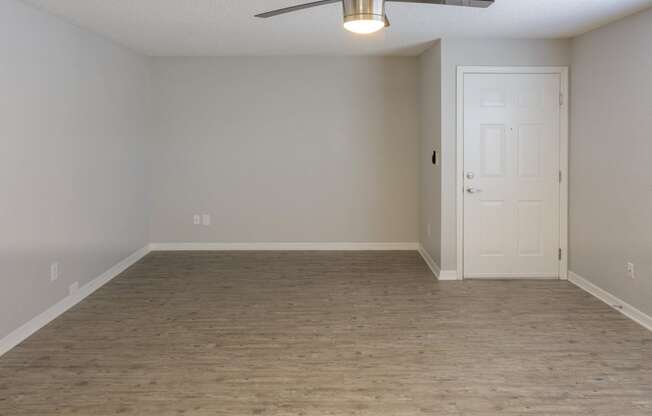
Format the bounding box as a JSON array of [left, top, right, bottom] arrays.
[[255, 0, 494, 34]]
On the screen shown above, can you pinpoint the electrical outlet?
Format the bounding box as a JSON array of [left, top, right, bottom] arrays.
[[69, 282, 79, 296], [50, 262, 59, 282], [627, 262, 635, 279], [193, 214, 201, 225], [202, 214, 211, 226]]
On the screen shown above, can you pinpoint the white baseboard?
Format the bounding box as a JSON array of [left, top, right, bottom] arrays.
[[418, 245, 440, 278], [0, 245, 150, 357], [438, 270, 460, 281], [568, 271, 652, 332], [149, 242, 419, 251], [417, 245, 459, 281], [464, 273, 559, 279]]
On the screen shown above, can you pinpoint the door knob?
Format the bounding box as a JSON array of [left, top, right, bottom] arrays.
[[466, 188, 482, 194]]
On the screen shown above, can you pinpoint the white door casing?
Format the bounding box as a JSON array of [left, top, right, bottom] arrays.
[[456, 67, 569, 280]]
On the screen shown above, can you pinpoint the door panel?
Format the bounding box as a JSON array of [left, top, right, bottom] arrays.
[[480, 125, 506, 177], [463, 73, 561, 279], [517, 200, 543, 256], [517, 124, 542, 178]]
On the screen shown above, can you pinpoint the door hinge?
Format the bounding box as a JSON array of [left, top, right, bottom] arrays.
[[559, 248, 562, 261], [559, 93, 564, 106], [559, 170, 562, 183]]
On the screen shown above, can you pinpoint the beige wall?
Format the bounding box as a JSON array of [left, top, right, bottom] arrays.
[[150, 57, 420, 244], [570, 8, 652, 316], [0, 0, 151, 339], [439, 38, 572, 272], [418, 42, 442, 265]]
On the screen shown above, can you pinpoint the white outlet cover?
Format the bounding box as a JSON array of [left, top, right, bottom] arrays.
[[50, 262, 59, 282], [202, 214, 211, 226], [193, 214, 201, 225], [627, 262, 635, 279]]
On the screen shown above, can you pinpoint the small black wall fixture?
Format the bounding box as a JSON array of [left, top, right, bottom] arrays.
[[432, 150, 439, 166]]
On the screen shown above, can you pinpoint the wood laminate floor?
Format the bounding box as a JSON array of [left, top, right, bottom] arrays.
[[1, 251, 651, 415]]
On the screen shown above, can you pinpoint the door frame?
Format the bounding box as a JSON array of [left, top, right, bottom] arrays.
[[455, 66, 569, 280]]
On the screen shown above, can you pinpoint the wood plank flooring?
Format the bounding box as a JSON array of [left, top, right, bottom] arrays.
[[1, 251, 651, 415]]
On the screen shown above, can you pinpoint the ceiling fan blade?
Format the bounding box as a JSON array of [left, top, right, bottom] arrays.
[[386, 0, 494, 8], [255, 0, 342, 18]]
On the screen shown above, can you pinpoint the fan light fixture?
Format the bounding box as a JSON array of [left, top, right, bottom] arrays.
[[342, 0, 386, 34], [254, 0, 495, 35], [343, 16, 385, 34], [342, 0, 387, 35]]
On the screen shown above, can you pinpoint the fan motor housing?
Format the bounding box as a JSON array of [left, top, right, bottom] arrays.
[[342, 0, 386, 25]]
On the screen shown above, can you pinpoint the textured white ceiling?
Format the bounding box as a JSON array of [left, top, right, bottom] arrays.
[[22, 0, 652, 56]]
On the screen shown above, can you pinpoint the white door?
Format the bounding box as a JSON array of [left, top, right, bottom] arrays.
[[463, 73, 561, 279]]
